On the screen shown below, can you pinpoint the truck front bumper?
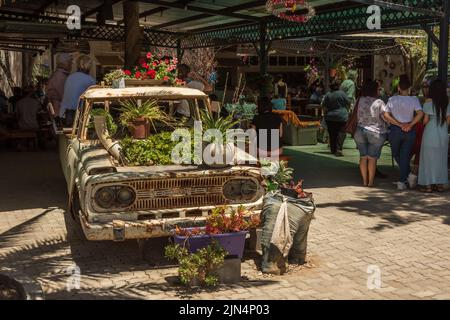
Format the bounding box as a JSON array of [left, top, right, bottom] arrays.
[[80, 205, 262, 241]]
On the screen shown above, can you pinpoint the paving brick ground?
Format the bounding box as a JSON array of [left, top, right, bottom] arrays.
[[1, 141, 450, 300]]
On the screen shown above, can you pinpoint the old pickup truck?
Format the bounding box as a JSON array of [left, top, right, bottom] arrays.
[[58, 86, 264, 241]]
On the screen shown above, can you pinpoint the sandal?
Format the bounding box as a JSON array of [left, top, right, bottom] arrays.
[[436, 185, 446, 193], [419, 186, 433, 193]]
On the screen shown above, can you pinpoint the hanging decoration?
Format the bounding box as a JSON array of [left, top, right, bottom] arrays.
[[304, 58, 320, 87], [266, 0, 316, 23]]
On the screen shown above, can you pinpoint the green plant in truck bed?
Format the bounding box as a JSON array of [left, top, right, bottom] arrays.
[[120, 132, 177, 166]]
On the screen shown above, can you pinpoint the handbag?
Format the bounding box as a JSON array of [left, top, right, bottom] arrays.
[[344, 98, 360, 135]]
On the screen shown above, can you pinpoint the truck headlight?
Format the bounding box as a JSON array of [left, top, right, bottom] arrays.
[[94, 186, 136, 209], [117, 187, 135, 206], [223, 179, 258, 201]]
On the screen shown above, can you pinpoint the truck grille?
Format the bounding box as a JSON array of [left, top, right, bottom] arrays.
[[122, 174, 256, 211]]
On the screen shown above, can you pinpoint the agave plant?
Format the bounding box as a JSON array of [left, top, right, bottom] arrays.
[[118, 99, 171, 132], [200, 109, 239, 143]]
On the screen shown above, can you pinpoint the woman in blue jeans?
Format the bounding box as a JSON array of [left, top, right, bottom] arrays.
[[383, 75, 424, 190], [354, 81, 388, 187]]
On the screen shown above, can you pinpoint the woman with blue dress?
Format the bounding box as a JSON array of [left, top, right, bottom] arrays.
[[418, 79, 450, 192]]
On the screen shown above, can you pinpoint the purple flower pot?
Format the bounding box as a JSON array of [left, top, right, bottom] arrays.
[[172, 228, 248, 259]]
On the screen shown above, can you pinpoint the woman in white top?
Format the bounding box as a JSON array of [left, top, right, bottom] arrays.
[[354, 81, 388, 187], [383, 75, 424, 190]]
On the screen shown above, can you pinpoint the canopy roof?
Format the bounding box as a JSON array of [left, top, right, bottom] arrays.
[[0, 0, 445, 49], [81, 86, 207, 101]]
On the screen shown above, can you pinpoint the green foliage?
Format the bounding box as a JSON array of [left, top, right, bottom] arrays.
[[31, 63, 50, 86], [200, 109, 239, 142], [88, 108, 118, 136], [103, 69, 126, 86], [118, 99, 171, 132], [165, 241, 227, 287], [260, 160, 294, 191], [120, 132, 177, 166], [224, 102, 257, 121], [395, 29, 439, 90], [205, 206, 260, 234]]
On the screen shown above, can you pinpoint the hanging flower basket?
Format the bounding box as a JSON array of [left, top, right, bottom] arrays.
[[266, 0, 316, 23]]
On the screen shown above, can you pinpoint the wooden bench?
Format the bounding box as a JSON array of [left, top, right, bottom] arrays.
[[7, 130, 38, 150]]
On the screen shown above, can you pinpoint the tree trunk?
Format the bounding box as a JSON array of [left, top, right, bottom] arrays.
[[123, 0, 142, 69], [0, 51, 17, 91]]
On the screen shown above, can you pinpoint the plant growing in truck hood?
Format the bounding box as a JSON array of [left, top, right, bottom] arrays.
[[118, 98, 171, 132]]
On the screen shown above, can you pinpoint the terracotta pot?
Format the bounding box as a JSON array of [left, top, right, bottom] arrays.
[[129, 118, 149, 139]]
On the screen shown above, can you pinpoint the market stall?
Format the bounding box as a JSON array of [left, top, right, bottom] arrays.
[[273, 110, 321, 146]]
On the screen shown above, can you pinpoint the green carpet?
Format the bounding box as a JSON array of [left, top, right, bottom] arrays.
[[282, 137, 398, 189]]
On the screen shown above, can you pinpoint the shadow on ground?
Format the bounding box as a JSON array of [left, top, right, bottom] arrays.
[[317, 187, 450, 231]]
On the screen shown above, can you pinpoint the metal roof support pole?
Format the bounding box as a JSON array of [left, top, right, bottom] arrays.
[[438, 0, 449, 82], [324, 54, 331, 92], [50, 43, 56, 73], [176, 39, 184, 63], [427, 26, 434, 70], [259, 22, 269, 97]]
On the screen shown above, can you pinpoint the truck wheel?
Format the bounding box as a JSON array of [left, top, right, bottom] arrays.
[[70, 190, 81, 221], [68, 188, 87, 240]]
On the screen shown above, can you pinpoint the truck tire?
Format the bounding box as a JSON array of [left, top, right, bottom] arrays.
[[70, 189, 81, 221], [68, 188, 88, 240]]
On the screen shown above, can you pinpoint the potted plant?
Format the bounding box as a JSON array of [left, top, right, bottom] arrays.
[[123, 52, 180, 86], [88, 108, 117, 139], [103, 69, 126, 88], [118, 99, 170, 139], [172, 206, 260, 259], [200, 110, 239, 167], [165, 240, 227, 287], [260, 160, 294, 192]]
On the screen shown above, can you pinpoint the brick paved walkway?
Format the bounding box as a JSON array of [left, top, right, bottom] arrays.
[[1, 142, 450, 300]]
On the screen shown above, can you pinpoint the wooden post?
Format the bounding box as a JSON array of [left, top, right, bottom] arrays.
[[123, 0, 142, 69], [21, 52, 34, 87]]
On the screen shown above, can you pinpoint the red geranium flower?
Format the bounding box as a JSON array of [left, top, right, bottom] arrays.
[[123, 70, 131, 76], [135, 71, 142, 79], [163, 76, 169, 81], [142, 63, 149, 69], [146, 69, 156, 79], [146, 52, 152, 59]]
